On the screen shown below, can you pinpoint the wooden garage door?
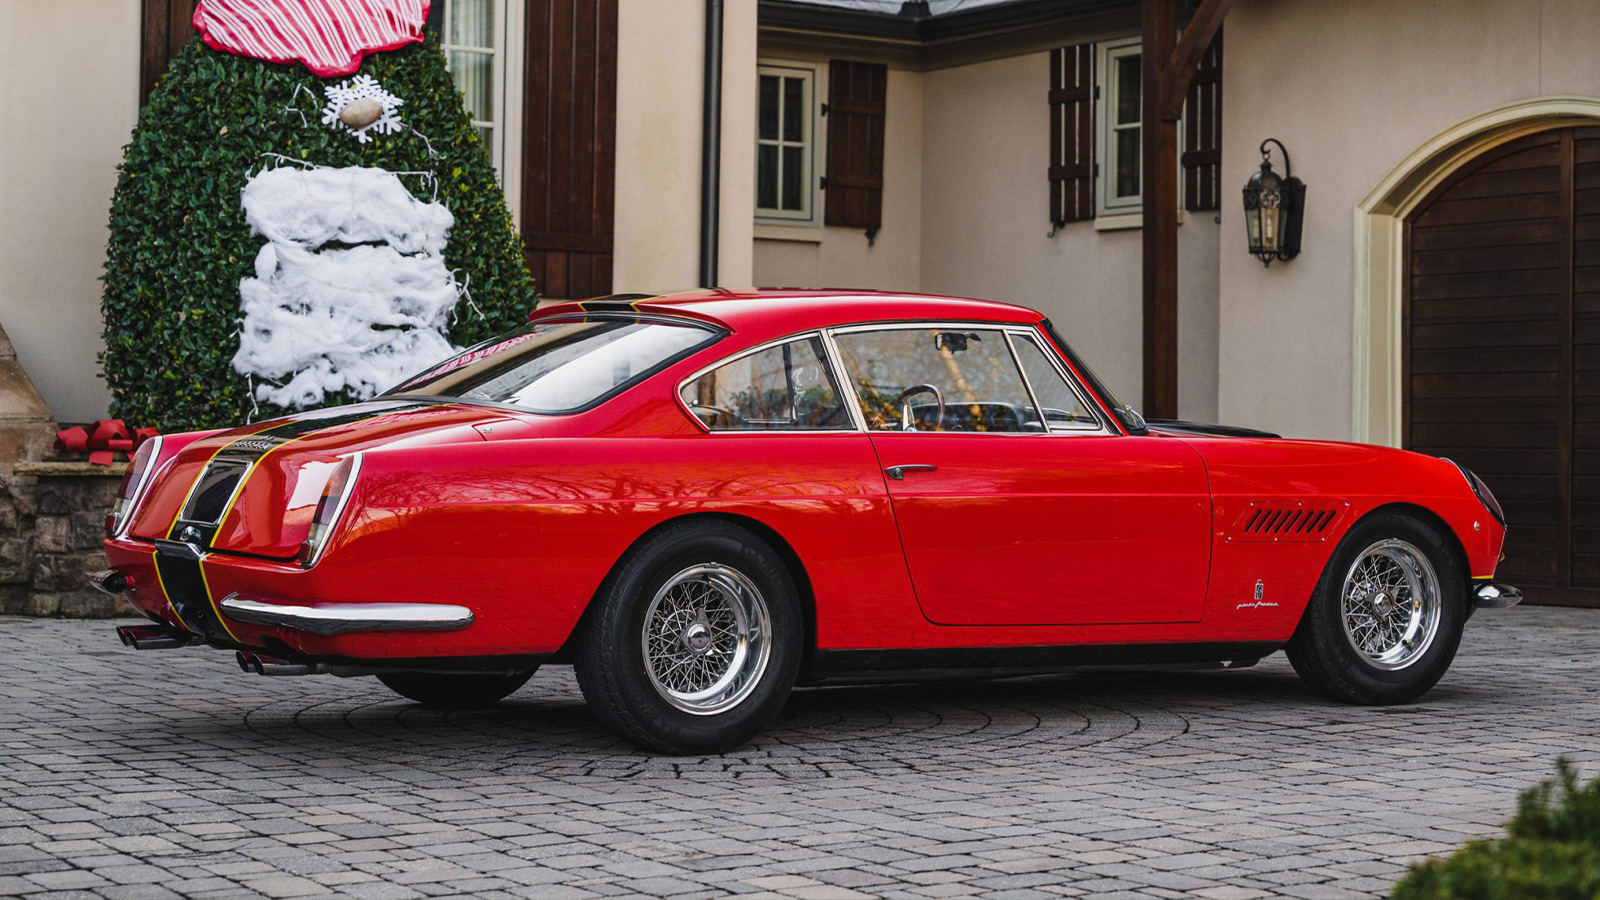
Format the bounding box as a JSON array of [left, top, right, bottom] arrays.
[[1405, 127, 1600, 607]]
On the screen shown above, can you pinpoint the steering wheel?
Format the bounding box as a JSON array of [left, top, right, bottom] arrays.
[[888, 384, 944, 431]]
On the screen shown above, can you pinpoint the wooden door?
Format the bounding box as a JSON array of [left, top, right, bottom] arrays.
[[1405, 127, 1600, 607], [521, 0, 617, 300], [141, 0, 198, 102]]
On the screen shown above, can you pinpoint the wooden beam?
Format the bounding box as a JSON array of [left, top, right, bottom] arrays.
[[1141, 0, 1179, 419], [1158, 0, 1237, 121], [1141, 0, 1234, 420]]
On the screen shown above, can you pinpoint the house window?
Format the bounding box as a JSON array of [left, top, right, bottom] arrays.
[[1099, 38, 1142, 215], [756, 63, 817, 223], [435, 0, 517, 188]]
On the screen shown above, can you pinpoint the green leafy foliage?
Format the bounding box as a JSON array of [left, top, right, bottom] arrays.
[[1393, 760, 1600, 900], [101, 37, 536, 431]]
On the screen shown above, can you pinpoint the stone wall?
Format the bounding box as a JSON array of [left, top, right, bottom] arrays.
[[1, 461, 132, 618]]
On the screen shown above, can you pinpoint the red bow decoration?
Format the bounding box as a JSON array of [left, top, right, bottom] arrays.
[[193, 0, 431, 78], [54, 420, 161, 466]]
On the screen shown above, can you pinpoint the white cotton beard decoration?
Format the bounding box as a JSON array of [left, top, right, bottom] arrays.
[[232, 165, 461, 409]]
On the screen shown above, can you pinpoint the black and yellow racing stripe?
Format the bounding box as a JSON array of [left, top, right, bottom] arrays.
[[152, 401, 430, 645], [575, 293, 659, 314]]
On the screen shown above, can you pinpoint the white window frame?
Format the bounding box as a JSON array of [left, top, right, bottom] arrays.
[[1097, 37, 1144, 217], [755, 61, 821, 227], [438, 0, 525, 220]]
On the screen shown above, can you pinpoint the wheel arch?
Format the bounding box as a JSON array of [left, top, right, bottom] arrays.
[[1343, 501, 1474, 592], [1290, 501, 1473, 642], [553, 511, 819, 666]]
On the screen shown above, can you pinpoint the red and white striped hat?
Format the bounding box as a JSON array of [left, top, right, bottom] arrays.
[[193, 0, 431, 78]]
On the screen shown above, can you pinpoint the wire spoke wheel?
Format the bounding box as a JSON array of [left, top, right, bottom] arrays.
[[641, 563, 772, 716], [1339, 538, 1442, 671]]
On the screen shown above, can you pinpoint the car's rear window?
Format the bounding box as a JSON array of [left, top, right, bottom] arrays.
[[389, 316, 722, 414]]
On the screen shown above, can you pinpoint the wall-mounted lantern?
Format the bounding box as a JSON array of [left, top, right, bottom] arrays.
[[1242, 139, 1305, 267]]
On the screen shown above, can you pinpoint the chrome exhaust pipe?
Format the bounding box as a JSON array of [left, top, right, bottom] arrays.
[[116, 625, 191, 650], [92, 569, 131, 596], [236, 651, 324, 676]]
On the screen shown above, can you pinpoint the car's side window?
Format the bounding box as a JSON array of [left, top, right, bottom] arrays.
[[679, 336, 850, 431], [1009, 332, 1102, 432], [831, 327, 1043, 433]]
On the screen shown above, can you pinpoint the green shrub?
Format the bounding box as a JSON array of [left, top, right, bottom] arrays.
[[1393, 760, 1600, 900], [102, 37, 536, 431]]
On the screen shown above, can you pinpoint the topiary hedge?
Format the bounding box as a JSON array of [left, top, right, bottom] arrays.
[[102, 36, 536, 431], [1393, 759, 1600, 900]]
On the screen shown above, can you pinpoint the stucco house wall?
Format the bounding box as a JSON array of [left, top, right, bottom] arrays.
[[15, 0, 1597, 446], [0, 1, 139, 425], [750, 42, 1222, 421], [613, 0, 757, 295], [918, 49, 1221, 421], [1219, 0, 1600, 441], [751, 65, 925, 294]]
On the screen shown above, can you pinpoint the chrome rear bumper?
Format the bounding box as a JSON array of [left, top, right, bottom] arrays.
[[1473, 582, 1523, 609], [218, 595, 475, 636]]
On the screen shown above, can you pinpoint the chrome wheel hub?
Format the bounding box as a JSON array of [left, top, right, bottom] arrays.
[[683, 621, 712, 654], [641, 563, 772, 716], [1340, 538, 1441, 671]]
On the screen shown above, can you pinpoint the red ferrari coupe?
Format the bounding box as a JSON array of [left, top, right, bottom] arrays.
[[98, 290, 1519, 753]]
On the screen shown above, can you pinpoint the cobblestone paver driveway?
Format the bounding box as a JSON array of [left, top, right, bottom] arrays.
[[1, 607, 1597, 900]]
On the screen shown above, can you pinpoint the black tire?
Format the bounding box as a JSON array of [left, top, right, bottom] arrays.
[[574, 520, 803, 754], [377, 669, 536, 709], [1286, 512, 1467, 705]]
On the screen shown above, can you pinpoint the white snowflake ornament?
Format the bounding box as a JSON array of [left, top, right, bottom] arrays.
[[321, 75, 404, 143]]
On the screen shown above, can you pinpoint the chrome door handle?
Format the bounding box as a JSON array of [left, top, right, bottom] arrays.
[[885, 464, 938, 480]]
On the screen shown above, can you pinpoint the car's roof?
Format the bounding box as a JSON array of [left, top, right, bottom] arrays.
[[533, 288, 1046, 334]]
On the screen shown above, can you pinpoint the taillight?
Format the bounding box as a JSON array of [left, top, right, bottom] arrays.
[[107, 436, 163, 536], [299, 453, 362, 567]]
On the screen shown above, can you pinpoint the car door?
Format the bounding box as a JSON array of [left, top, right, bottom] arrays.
[[829, 323, 1212, 627]]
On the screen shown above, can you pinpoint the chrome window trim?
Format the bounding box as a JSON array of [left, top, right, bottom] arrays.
[[673, 330, 864, 435], [1003, 330, 1051, 432], [113, 435, 165, 538], [825, 321, 1111, 437], [1004, 327, 1113, 435], [819, 329, 870, 433]]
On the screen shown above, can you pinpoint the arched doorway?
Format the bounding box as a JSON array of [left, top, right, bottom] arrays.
[[1403, 127, 1600, 605]]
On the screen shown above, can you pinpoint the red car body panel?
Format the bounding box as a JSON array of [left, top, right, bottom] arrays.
[[102, 289, 1508, 671], [870, 430, 1213, 627]]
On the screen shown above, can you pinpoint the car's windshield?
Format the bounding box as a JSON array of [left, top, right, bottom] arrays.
[[389, 316, 722, 414]]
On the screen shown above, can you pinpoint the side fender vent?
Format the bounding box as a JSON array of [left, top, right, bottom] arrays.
[[1230, 502, 1346, 543]]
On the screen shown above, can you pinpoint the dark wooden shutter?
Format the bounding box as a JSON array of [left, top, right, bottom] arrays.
[[1048, 43, 1095, 226], [141, 0, 197, 103], [522, 0, 618, 299], [824, 60, 887, 234], [1182, 30, 1223, 212]]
